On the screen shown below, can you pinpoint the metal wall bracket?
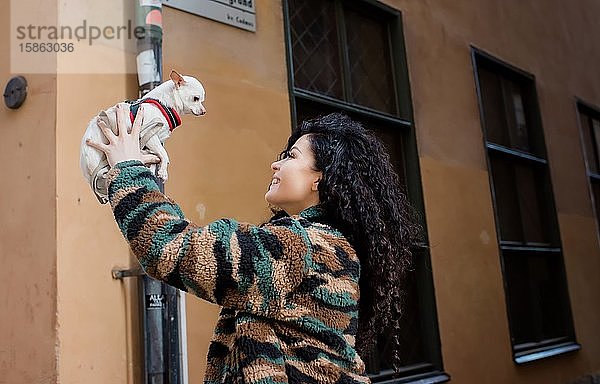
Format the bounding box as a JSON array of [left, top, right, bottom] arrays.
[[112, 268, 144, 279]]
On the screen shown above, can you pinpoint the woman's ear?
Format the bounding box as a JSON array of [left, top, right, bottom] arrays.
[[312, 177, 321, 191]]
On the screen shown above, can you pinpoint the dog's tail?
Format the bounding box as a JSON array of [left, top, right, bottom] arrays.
[[90, 161, 110, 204]]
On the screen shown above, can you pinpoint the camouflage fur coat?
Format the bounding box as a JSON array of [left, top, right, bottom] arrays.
[[106, 160, 370, 384]]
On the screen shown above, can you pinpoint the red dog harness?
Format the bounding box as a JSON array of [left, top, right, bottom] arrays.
[[127, 98, 182, 132]]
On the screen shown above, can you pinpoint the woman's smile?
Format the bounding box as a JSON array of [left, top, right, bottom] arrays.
[[270, 176, 281, 188]]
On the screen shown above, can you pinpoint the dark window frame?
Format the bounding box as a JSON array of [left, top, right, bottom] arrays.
[[575, 99, 600, 244], [282, 1, 449, 383], [472, 46, 580, 364]]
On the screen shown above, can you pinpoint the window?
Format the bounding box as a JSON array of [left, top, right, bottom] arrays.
[[577, 101, 600, 236], [284, 0, 448, 382], [472, 48, 580, 363]]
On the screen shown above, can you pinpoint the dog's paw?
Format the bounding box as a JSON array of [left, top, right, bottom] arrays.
[[158, 170, 169, 182]]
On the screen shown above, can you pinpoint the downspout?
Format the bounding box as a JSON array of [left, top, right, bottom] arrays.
[[135, 0, 163, 96], [133, 2, 188, 383]]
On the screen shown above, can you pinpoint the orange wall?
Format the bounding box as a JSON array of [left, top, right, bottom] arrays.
[[53, 0, 146, 381], [56, 73, 143, 384], [388, 0, 600, 382], [0, 3, 58, 384]]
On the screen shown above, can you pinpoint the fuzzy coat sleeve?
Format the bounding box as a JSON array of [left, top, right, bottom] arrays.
[[106, 160, 310, 316]]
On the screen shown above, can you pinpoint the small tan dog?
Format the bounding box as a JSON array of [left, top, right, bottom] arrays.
[[80, 70, 206, 204]]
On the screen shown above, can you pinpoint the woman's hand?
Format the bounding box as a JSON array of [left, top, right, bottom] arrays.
[[86, 103, 160, 167]]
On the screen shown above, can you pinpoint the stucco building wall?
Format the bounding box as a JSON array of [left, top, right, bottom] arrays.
[[0, 2, 58, 383], [391, 0, 600, 382]]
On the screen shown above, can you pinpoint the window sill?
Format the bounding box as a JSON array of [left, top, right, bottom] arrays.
[[514, 341, 581, 364], [372, 371, 450, 384]]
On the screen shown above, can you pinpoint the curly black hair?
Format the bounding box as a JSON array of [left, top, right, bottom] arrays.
[[274, 112, 424, 373]]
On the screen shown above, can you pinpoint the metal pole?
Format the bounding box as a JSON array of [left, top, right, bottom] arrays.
[[135, 0, 163, 96], [134, 2, 183, 383]]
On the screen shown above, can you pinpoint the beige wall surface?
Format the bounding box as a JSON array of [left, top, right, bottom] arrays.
[[56, 73, 142, 384], [54, 1, 145, 383], [0, 2, 58, 384], [386, 0, 600, 382]]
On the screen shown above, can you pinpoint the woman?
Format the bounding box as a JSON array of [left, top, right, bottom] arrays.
[[87, 104, 422, 383]]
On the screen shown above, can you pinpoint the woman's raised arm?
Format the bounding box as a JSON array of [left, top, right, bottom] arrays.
[[106, 160, 311, 316]]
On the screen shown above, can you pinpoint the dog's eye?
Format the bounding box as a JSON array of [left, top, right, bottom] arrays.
[[193, 96, 200, 102]]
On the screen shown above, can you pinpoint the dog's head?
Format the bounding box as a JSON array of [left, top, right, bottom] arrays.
[[170, 70, 206, 116]]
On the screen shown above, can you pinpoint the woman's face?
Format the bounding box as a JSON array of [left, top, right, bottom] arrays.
[[265, 134, 322, 216]]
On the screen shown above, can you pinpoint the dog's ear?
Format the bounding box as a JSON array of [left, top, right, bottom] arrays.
[[170, 70, 186, 88]]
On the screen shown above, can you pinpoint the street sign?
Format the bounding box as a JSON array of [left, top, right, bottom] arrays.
[[163, 0, 256, 32]]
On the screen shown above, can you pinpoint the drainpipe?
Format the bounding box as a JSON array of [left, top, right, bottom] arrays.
[[135, 0, 163, 96], [133, 2, 187, 383]]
